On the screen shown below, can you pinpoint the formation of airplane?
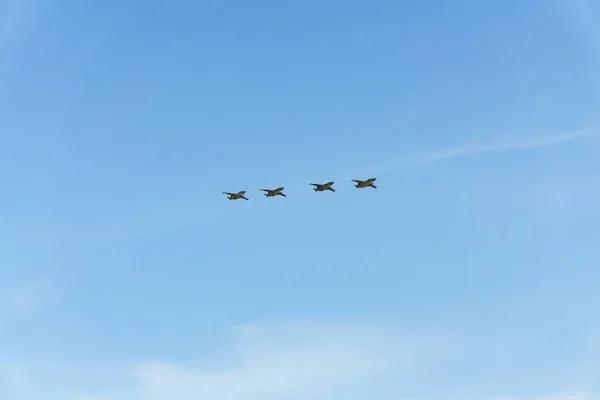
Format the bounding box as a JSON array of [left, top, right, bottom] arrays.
[[223, 178, 376, 200]]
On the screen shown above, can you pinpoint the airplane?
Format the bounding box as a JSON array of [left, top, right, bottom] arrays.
[[352, 177, 377, 189], [222, 190, 249, 200], [310, 182, 335, 192], [260, 187, 286, 197]]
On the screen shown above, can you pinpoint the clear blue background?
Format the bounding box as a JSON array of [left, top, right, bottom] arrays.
[[1, 0, 599, 398]]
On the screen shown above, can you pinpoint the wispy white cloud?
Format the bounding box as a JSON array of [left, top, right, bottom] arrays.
[[129, 322, 458, 400], [0, 321, 458, 400], [1, 320, 598, 400], [419, 125, 598, 164]]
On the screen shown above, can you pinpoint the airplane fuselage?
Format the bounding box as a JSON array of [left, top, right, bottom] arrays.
[[314, 186, 334, 192], [261, 188, 286, 197], [223, 191, 248, 200], [353, 178, 377, 189], [311, 182, 335, 192], [356, 182, 375, 188]]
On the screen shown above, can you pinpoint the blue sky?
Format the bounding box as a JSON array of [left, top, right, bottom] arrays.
[[1, 0, 599, 399]]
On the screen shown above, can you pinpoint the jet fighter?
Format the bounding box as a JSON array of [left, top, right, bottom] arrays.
[[222, 191, 249, 200], [260, 187, 286, 197], [310, 182, 335, 192], [352, 177, 377, 189]]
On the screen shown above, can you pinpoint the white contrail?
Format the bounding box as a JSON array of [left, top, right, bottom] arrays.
[[419, 125, 599, 164], [338, 123, 599, 178]]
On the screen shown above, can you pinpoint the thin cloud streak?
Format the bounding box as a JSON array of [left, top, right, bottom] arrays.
[[341, 123, 599, 178], [419, 125, 598, 164]]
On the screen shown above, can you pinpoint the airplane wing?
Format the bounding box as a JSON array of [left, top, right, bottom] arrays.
[[223, 192, 234, 195]]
